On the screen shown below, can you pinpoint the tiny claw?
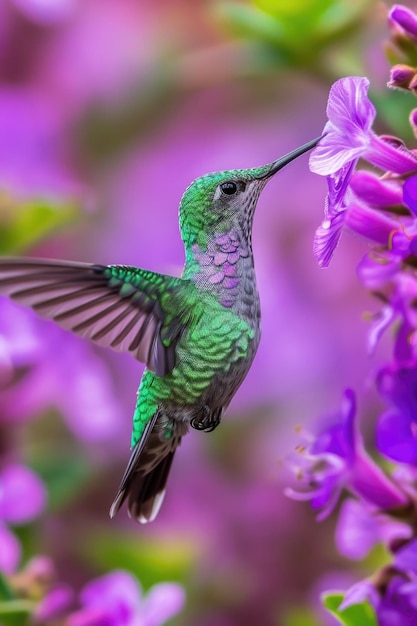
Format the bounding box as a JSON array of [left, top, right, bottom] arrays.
[[190, 406, 222, 432]]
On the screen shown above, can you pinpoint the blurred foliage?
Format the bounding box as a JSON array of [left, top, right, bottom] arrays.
[[0, 193, 81, 255], [83, 530, 198, 590], [214, 0, 375, 75], [0, 574, 32, 626], [283, 606, 321, 626], [25, 413, 92, 510], [372, 88, 417, 140]]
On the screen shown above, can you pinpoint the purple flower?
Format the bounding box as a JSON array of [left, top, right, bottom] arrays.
[[309, 76, 417, 267], [403, 174, 417, 215], [310, 77, 417, 177], [34, 585, 74, 623], [341, 539, 417, 625], [388, 64, 417, 91], [67, 570, 185, 626], [376, 359, 417, 464], [285, 389, 408, 520], [0, 464, 46, 573]]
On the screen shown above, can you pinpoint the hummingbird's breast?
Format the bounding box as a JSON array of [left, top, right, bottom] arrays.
[[186, 228, 261, 330]]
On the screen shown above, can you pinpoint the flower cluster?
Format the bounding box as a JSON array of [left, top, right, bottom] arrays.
[[1, 561, 185, 626], [293, 4, 417, 624]]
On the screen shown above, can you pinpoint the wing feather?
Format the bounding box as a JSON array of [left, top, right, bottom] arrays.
[[0, 257, 186, 376]]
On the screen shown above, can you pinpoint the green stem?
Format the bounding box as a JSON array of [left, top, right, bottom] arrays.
[[0, 572, 15, 601]]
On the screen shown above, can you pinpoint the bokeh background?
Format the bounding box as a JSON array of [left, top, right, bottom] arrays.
[[0, 1, 410, 624]]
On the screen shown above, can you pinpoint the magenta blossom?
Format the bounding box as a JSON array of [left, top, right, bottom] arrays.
[[341, 538, 417, 625], [67, 570, 185, 626], [285, 389, 408, 520], [309, 76, 417, 267], [310, 76, 417, 178], [376, 358, 417, 464]]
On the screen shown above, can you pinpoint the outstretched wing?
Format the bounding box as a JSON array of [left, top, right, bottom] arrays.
[[0, 258, 188, 376]]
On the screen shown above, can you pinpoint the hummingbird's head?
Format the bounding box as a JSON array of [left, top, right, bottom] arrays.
[[178, 136, 321, 249]]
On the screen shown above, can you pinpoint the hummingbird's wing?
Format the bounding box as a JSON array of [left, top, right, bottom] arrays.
[[0, 258, 189, 376]]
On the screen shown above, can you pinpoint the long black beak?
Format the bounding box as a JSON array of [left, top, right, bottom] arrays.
[[258, 135, 323, 180]]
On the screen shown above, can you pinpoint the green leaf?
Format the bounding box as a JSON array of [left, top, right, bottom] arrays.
[[322, 591, 378, 626], [0, 599, 34, 626], [371, 89, 417, 141], [0, 193, 81, 255]]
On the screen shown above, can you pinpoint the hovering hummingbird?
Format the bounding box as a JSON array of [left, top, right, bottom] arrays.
[[0, 136, 320, 523]]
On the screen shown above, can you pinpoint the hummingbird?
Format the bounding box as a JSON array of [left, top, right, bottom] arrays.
[[0, 136, 320, 523]]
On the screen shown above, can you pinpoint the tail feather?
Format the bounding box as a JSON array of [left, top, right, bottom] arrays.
[[109, 412, 179, 523], [110, 449, 176, 523], [128, 451, 175, 523]]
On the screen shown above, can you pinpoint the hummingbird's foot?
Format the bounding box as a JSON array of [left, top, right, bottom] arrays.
[[190, 406, 222, 432]]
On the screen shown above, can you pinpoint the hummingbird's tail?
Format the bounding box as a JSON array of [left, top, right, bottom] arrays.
[[109, 417, 181, 523]]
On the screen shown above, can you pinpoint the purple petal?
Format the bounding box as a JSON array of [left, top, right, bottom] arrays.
[[377, 408, 417, 463], [0, 464, 46, 523], [337, 499, 411, 561], [0, 523, 20, 573], [345, 203, 400, 244], [403, 174, 417, 215], [357, 252, 402, 290], [309, 127, 363, 175], [326, 161, 356, 215], [327, 76, 375, 135], [34, 586, 74, 623], [142, 583, 186, 626], [310, 77, 375, 175], [366, 305, 397, 353], [79, 570, 141, 611], [312, 389, 357, 458], [310, 471, 342, 514], [388, 64, 417, 90], [394, 538, 417, 574], [310, 76, 417, 177], [390, 4, 417, 39], [335, 499, 380, 560], [313, 210, 346, 268], [350, 451, 408, 509], [349, 171, 403, 207], [366, 134, 417, 174], [339, 580, 380, 611]]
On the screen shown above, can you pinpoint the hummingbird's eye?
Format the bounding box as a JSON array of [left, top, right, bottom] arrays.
[[220, 180, 246, 196], [220, 182, 238, 195]]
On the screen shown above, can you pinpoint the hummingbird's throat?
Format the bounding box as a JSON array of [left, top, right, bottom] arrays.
[[186, 228, 252, 308]]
